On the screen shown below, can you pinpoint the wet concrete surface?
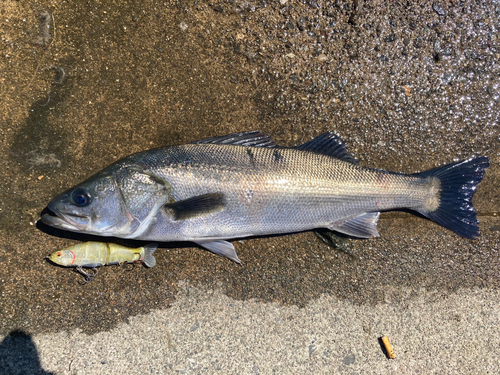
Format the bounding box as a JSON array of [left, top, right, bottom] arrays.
[[1, 0, 499, 372]]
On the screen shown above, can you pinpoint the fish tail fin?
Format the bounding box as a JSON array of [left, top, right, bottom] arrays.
[[414, 156, 489, 239], [143, 243, 158, 267]]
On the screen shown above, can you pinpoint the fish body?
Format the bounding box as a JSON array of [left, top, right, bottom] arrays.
[[48, 242, 157, 268], [41, 131, 489, 263]]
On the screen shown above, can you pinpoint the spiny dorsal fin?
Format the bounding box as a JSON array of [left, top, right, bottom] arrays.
[[328, 212, 380, 238], [294, 132, 358, 163], [164, 193, 225, 221], [193, 131, 276, 148]]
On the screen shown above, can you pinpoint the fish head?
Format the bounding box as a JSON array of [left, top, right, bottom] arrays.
[[42, 169, 132, 236], [48, 249, 75, 266], [41, 164, 171, 238]]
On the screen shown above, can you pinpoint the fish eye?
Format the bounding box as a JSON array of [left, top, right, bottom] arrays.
[[56, 252, 62, 257], [71, 189, 91, 207]]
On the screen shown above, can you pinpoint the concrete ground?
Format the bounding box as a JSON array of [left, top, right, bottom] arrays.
[[0, 0, 499, 374]]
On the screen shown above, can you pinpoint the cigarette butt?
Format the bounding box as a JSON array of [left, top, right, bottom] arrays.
[[381, 336, 396, 359]]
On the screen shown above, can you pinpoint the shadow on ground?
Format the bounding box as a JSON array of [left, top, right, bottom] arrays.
[[0, 330, 54, 375]]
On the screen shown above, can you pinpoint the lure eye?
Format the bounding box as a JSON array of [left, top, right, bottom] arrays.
[[71, 189, 91, 207]]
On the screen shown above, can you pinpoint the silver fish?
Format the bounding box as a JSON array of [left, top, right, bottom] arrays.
[[41, 131, 489, 263]]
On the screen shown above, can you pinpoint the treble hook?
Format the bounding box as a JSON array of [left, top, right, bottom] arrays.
[[75, 266, 98, 284]]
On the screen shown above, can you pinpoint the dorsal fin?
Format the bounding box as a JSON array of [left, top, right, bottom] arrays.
[[294, 132, 358, 163], [194, 131, 276, 148]]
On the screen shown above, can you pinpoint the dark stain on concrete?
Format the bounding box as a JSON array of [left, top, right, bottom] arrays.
[[10, 69, 72, 174]]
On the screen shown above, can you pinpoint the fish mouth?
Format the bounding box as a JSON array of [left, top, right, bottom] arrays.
[[41, 210, 89, 232]]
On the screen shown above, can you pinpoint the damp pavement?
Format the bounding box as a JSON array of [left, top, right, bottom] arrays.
[[1, 1, 499, 374]]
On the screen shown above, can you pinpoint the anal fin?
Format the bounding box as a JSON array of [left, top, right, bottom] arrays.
[[193, 240, 241, 264], [328, 212, 380, 238]]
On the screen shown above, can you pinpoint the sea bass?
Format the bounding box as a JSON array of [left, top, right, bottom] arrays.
[[48, 242, 157, 281], [41, 131, 489, 263]]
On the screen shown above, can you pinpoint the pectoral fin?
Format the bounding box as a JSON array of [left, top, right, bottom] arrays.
[[193, 240, 241, 264], [328, 212, 380, 238], [164, 193, 225, 221]]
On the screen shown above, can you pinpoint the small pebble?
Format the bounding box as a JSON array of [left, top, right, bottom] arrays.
[[384, 34, 396, 43], [433, 3, 446, 17], [317, 54, 328, 62]]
